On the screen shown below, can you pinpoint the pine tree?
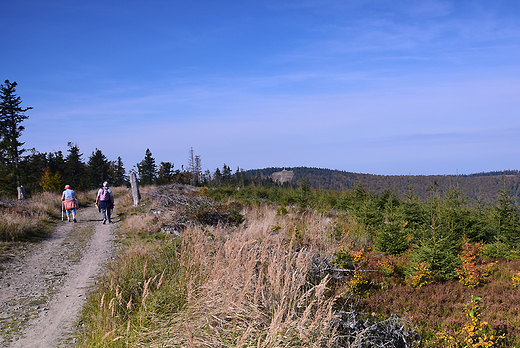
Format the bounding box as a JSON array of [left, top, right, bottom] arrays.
[[65, 142, 86, 189], [157, 161, 174, 185], [46, 151, 66, 175], [113, 156, 128, 187], [87, 149, 111, 188], [0, 80, 32, 194], [222, 164, 232, 184], [495, 186, 520, 247], [213, 167, 222, 185], [19, 149, 48, 194], [137, 148, 156, 186]]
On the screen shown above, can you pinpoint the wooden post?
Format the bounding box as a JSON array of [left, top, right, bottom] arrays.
[[17, 186, 26, 200], [130, 173, 141, 206]]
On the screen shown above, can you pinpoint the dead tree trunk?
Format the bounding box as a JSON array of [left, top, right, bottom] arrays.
[[130, 173, 141, 206], [17, 186, 26, 200]]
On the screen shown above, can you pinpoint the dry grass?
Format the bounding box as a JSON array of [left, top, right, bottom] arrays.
[[0, 191, 60, 242], [119, 214, 165, 236], [143, 207, 338, 347], [77, 204, 356, 347], [0, 211, 43, 241]]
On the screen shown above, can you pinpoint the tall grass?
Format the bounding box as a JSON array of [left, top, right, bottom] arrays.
[[0, 191, 61, 241], [77, 205, 351, 347]]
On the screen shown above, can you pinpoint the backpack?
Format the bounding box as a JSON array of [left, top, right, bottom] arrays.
[[99, 188, 111, 201]]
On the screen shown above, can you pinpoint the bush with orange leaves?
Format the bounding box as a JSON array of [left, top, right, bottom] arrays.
[[456, 239, 497, 288]]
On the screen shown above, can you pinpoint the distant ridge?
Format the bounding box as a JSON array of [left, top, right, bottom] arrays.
[[244, 167, 520, 204]]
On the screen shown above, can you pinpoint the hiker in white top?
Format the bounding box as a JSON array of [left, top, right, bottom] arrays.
[[95, 181, 114, 224]]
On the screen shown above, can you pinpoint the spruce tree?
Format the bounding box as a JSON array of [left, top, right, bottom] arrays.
[[213, 167, 222, 185], [113, 156, 128, 187], [46, 151, 66, 175], [157, 161, 174, 185], [65, 143, 86, 189], [0, 80, 32, 193], [410, 181, 463, 280], [495, 186, 520, 248], [19, 149, 48, 194], [221, 164, 232, 184], [137, 148, 156, 186], [87, 149, 111, 188], [375, 219, 411, 256]]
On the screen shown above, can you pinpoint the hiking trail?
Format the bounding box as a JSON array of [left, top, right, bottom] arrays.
[[0, 204, 117, 348]]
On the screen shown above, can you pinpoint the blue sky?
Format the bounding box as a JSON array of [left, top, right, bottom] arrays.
[[2, 0, 520, 175]]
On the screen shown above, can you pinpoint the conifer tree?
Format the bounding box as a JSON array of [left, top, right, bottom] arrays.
[[65, 142, 86, 189], [410, 180, 463, 280], [46, 151, 66, 176], [187, 147, 202, 185], [137, 148, 156, 186], [157, 161, 174, 185], [19, 149, 48, 194], [202, 169, 212, 184], [221, 164, 232, 184], [375, 218, 411, 256], [495, 186, 520, 247], [87, 149, 111, 188], [0, 80, 32, 193], [40, 169, 65, 192], [213, 167, 222, 185], [113, 156, 128, 187]]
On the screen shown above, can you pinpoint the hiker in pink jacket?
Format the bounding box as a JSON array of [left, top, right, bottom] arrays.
[[61, 185, 78, 222]]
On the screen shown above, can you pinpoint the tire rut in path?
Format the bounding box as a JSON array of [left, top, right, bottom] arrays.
[[0, 205, 116, 348]]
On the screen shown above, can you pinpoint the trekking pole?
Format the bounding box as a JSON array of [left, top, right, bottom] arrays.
[[61, 201, 64, 221]]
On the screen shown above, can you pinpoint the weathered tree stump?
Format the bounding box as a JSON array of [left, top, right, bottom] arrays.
[[17, 186, 26, 200], [130, 173, 140, 206]]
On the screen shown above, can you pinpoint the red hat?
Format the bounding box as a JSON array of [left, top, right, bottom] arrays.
[[65, 185, 71, 189]]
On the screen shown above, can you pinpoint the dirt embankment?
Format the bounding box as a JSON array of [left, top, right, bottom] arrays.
[[0, 204, 117, 348]]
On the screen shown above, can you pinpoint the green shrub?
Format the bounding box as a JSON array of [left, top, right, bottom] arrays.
[[276, 206, 289, 217], [332, 248, 354, 270], [374, 220, 411, 256], [482, 242, 520, 260]]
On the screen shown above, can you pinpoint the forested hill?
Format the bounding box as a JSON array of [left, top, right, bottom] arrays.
[[243, 167, 520, 204]]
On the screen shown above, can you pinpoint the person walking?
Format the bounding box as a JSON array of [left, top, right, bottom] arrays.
[[61, 185, 78, 222], [95, 181, 114, 224]]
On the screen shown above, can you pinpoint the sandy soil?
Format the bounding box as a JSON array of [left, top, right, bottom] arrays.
[[0, 204, 117, 348]]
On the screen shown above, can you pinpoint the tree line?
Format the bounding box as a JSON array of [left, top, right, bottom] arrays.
[[0, 79, 143, 195], [0, 79, 255, 196], [244, 167, 520, 204]]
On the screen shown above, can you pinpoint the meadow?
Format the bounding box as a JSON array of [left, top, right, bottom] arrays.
[[2, 182, 520, 347], [75, 183, 520, 347]]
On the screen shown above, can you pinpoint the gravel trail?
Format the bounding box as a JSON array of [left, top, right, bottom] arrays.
[[0, 204, 116, 348]]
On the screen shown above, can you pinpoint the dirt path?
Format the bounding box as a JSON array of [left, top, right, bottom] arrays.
[[0, 204, 117, 348]]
